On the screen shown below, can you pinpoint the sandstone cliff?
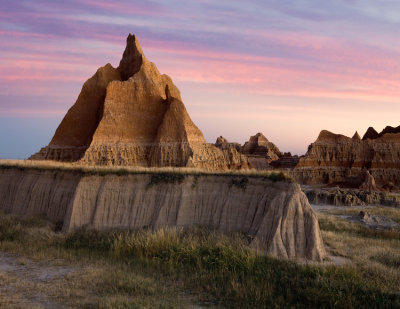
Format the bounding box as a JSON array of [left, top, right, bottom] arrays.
[[293, 129, 400, 187], [0, 165, 325, 261], [31, 34, 248, 170]]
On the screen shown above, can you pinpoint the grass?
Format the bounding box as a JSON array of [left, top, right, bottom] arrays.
[[318, 213, 400, 240], [0, 211, 399, 308], [317, 207, 400, 294], [0, 159, 294, 183]]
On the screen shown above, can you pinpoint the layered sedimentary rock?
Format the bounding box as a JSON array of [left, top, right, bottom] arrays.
[[31, 34, 248, 170], [242, 133, 281, 162], [270, 152, 300, 169], [303, 187, 400, 207], [215, 136, 241, 152], [239, 133, 281, 170], [293, 129, 400, 187], [0, 166, 326, 261]]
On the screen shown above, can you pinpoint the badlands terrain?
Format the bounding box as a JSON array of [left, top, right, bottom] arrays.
[[0, 34, 399, 308]]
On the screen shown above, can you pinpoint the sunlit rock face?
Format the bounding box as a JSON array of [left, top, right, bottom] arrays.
[[30, 34, 249, 170], [293, 128, 400, 187]]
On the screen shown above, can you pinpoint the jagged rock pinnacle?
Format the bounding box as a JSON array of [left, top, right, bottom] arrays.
[[352, 131, 361, 140], [118, 33, 144, 81]]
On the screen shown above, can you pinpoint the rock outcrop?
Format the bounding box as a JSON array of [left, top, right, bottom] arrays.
[[0, 165, 326, 261], [30, 34, 249, 170], [242, 133, 281, 162], [293, 129, 400, 187], [363, 125, 400, 140], [359, 170, 377, 192], [215, 136, 241, 152], [270, 152, 300, 169], [352, 131, 361, 140], [303, 186, 400, 207], [362, 127, 379, 140], [237, 133, 281, 170]]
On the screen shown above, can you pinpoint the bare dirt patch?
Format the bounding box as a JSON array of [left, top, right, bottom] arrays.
[[0, 252, 79, 308]]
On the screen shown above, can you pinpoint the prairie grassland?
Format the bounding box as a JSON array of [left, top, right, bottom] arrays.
[[317, 206, 400, 292], [0, 211, 399, 308]]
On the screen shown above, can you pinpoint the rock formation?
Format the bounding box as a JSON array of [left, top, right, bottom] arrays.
[[359, 170, 377, 192], [293, 129, 400, 187], [362, 127, 379, 140], [30, 34, 249, 170], [303, 186, 400, 207], [270, 152, 300, 169], [215, 136, 241, 152], [0, 166, 326, 261], [363, 125, 400, 140], [352, 131, 361, 140], [237, 133, 280, 170], [242, 133, 281, 162]]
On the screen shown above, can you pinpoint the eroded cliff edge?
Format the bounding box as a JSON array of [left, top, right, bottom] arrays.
[[0, 166, 325, 261]]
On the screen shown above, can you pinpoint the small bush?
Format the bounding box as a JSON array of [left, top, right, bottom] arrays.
[[229, 177, 248, 190], [264, 171, 293, 183], [147, 173, 185, 188]]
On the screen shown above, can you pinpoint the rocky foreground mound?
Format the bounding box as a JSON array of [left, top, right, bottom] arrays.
[[293, 128, 400, 187], [0, 165, 325, 261], [30, 34, 249, 170]]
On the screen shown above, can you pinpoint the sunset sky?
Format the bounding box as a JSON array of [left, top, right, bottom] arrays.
[[1, 0, 400, 158]]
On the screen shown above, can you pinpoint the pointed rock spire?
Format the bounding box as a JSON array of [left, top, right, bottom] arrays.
[[118, 33, 144, 81], [362, 127, 379, 140], [352, 131, 361, 140]]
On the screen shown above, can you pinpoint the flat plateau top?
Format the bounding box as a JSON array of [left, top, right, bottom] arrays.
[[0, 159, 293, 182]]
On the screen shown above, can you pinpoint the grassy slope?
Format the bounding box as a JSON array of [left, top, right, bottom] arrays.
[[0, 211, 399, 308]]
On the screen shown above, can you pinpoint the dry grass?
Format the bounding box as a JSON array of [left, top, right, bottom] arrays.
[[0, 159, 293, 181], [1, 211, 399, 308], [317, 208, 400, 292]]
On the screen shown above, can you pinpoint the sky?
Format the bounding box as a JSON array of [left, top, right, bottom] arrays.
[[1, 0, 400, 159]]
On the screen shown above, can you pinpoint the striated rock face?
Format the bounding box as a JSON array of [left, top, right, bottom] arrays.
[[0, 166, 326, 261], [303, 186, 400, 207], [270, 152, 300, 169], [242, 133, 281, 162], [215, 136, 242, 152], [293, 129, 400, 187], [30, 64, 121, 161], [359, 170, 377, 192], [31, 34, 248, 170]]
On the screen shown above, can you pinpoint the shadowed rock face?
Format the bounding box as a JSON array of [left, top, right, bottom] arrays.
[[293, 129, 400, 186], [363, 125, 400, 141], [0, 167, 326, 261], [30, 34, 248, 170], [362, 127, 379, 140]]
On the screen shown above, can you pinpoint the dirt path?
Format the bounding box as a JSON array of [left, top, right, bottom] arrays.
[[0, 252, 79, 309]]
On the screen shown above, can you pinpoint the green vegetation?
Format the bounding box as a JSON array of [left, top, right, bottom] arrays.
[[147, 173, 185, 188], [264, 171, 293, 183], [0, 211, 399, 308], [229, 176, 248, 190]]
